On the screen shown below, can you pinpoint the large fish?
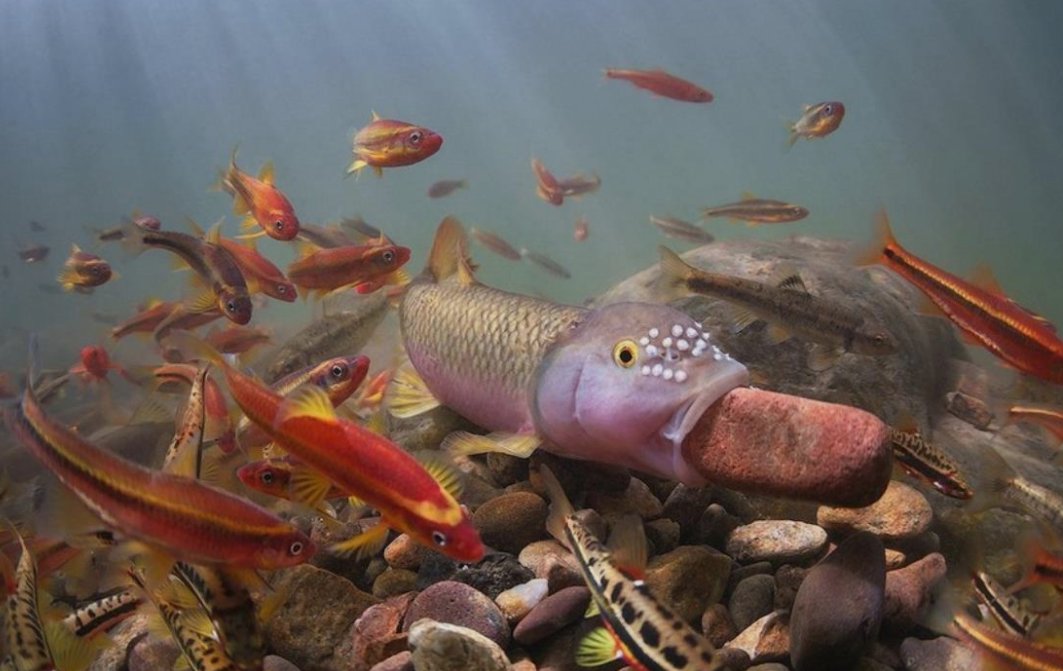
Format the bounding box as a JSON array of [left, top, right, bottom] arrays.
[[858, 209, 1063, 384], [659, 246, 897, 360], [394, 217, 749, 485]]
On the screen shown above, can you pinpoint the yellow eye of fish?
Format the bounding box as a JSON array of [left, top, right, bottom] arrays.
[[612, 340, 638, 368]]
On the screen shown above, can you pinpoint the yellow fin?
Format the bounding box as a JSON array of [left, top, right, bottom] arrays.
[[657, 246, 693, 291], [290, 467, 335, 508], [740, 191, 757, 201], [584, 599, 600, 619], [575, 626, 620, 667], [57, 269, 80, 291], [442, 431, 540, 459], [275, 385, 338, 429], [204, 221, 222, 245], [726, 305, 761, 334], [231, 191, 250, 216], [425, 216, 470, 283], [259, 160, 275, 185], [177, 606, 216, 638], [606, 515, 648, 573], [853, 209, 900, 267], [807, 345, 839, 372], [538, 465, 575, 547], [170, 255, 191, 272], [186, 291, 217, 314], [387, 364, 440, 418], [45, 619, 111, 671], [414, 452, 464, 500], [970, 262, 1005, 297], [328, 522, 390, 560], [184, 217, 206, 238], [371, 110, 381, 121], [765, 322, 794, 345], [239, 217, 259, 232], [346, 158, 368, 176]]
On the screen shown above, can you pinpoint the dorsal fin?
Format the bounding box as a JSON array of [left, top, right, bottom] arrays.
[[426, 216, 475, 284], [741, 191, 757, 201], [771, 263, 807, 292], [184, 218, 206, 238], [970, 263, 1005, 297], [606, 515, 647, 578], [204, 220, 222, 245], [259, 160, 275, 185], [371, 110, 381, 122]]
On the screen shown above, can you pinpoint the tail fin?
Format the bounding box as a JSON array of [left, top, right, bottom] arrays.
[[853, 208, 900, 267], [538, 465, 574, 548], [658, 246, 693, 286]]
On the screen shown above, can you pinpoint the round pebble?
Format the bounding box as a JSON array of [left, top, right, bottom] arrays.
[[646, 546, 732, 622], [512, 586, 590, 646], [472, 492, 548, 554], [728, 574, 776, 632], [817, 480, 933, 541], [409, 619, 511, 671], [725, 520, 828, 564], [372, 568, 418, 599], [883, 552, 947, 634], [495, 578, 549, 624], [384, 534, 430, 571], [403, 581, 511, 648]]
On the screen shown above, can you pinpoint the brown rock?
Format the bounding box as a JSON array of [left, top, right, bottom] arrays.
[[267, 565, 380, 671], [725, 611, 790, 664], [263, 656, 303, 671], [646, 546, 731, 622], [372, 569, 418, 599], [900, 635, 981, 671], [697, 503, 742, 548], [818, 480, 933, 542], [683, 388, 892, 507], [368, 651, 413, 671], [384, 534, 430, 571], [512, 586, 590, 646], [351, 593, 416, 671], [645, 518, 681, 555], [772, 565, 808, 612], [127, 636, 179, 671], [403, 581, 511, 648], [495, 578, 549, 624], [728, 574, 776, 632], [702, 603, 738, 647], [473, 492, 549, 555], [408, 619, 511, 671], [519, 540, 581, 583], [725, 520, 828, 565], [883, 531, 940, 570], [945, 390, 994, 429], [883, 552, 947, 634], [585, 477, 662, 519], [661, 484, 716, 540]]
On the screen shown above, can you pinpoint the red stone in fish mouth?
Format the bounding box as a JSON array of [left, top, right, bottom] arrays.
[[682, 388, 892, 507]]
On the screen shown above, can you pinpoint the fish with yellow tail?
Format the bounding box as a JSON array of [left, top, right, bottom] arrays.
[[538, 466, 725, 671], [392, 217, 749, 485], [3, 337, 313, 571]]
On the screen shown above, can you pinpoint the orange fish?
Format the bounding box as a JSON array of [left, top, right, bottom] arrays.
[[215, 148, 301, 241], [237, 456, 346, 504], [206, 325, 272, 356], [57, 245, 114, 293], [531, 157, 564, 206], [5, 339, 314, 570], [287, 241, 411, 299], [1008, 403, 1063, 444], [859, 210, 1063, 384], [604, 68, 714, 103], [347, 112, 443, 177], [111, 299, 177, 340], [573, 216, 589, 243], [187, 220, 296, 303], [788, 101, 845, 147], [170, 333, 484, 562], [69, 346, 130, 385]]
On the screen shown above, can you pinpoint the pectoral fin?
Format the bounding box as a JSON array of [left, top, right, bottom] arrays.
[[328, 521, 390, 560], [441, 431, 540, 459], [387, 364, 440, 418]]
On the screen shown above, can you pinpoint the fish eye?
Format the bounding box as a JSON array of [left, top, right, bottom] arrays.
[[274, 220, 285, 231], [260, 471, 275, 485], [381, 250, 395, 263], [330, 363, 348, 379], [612, 339, 639, 368], [277, 285, 289, 295], [288, 541, 304, 556], [226, 300, 237, 313], [823, 104, 833, 114], [431, 531, 447, 547], [408, 130, 423, 145]]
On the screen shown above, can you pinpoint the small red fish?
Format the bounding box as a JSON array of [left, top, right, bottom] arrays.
[[57, 245, 114, 293], [111, 300, 177, 340], [216, 148, 301, 241], [604, 67, 714, 103], [427, 179, 467, 199], [558, 173, 601, 199], [18, 244, 50, 263], [217, 238, 296, 303], [573, 216, 589, 243], [858, 210, 1063, 384], [206, 325, 272, 356], [531, 158, 564, 206], [347, 113, 443, 177], [788, 101, 845, 147], [69, 346, 130, 384], [287, 241, 411, 299], [237, 456, 347, 503]]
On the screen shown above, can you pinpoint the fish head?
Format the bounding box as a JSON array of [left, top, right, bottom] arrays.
[[236, 460, 291, 497], [402, 126, 443, 160], [255, 528, 315, 568], [264, 207, 300, 241], [405, 509, 485, 563], [533, 302, 749, 483], [850, 321, 898, 356], [309, 355, 371, 403], [266, 279, 298, 303], [132, 215, 162, 231], [366, 244, 412, 277], [80, 346, 110, 379], [218, 289, 253, 325], [84, 260, 112, 285]]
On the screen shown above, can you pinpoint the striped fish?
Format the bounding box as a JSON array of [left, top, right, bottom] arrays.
[[540, 466, 723, 671], [61, 588, 141, 639], [972, 571, 1041, 638]]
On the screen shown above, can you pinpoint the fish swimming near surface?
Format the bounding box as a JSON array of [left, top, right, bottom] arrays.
[[604, 67, 714, 103], [857, 209, 1063, 384], [214, 148, 301, 241], [539, 465, 724, 670], [573, 216, 589, 243], [659, 247, 897, 362], [265, 292, 388, 383], [427, 179, 467, 199], [4, 337, 314, 570], [92, 210, 162, 242], [296, 223, 357, 250], [57, 245, 114, 293], [122, 222, 253, 325], [701, 194, 809, 225], [531, 157, 564, 206], [558, 173, 601, 199], [788, 101, 846, 147], [393, 217, 749, 485], [468, 227, 522, 261], [521, 248, 572, 279], [649, 215, 715, 244], [18, 244, 50, 263], [347, 112, 443, 177]]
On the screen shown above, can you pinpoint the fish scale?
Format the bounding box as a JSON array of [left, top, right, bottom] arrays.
[[401, 280, 584, 431]]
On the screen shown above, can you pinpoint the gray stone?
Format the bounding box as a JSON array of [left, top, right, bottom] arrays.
[[789, 531, 885, 671], [900, 635, 981, 671], [726, 520, 828, 564], [728, 574, 776, 632], [408, 619, 512, 671], [127, 636, 180, 671]]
